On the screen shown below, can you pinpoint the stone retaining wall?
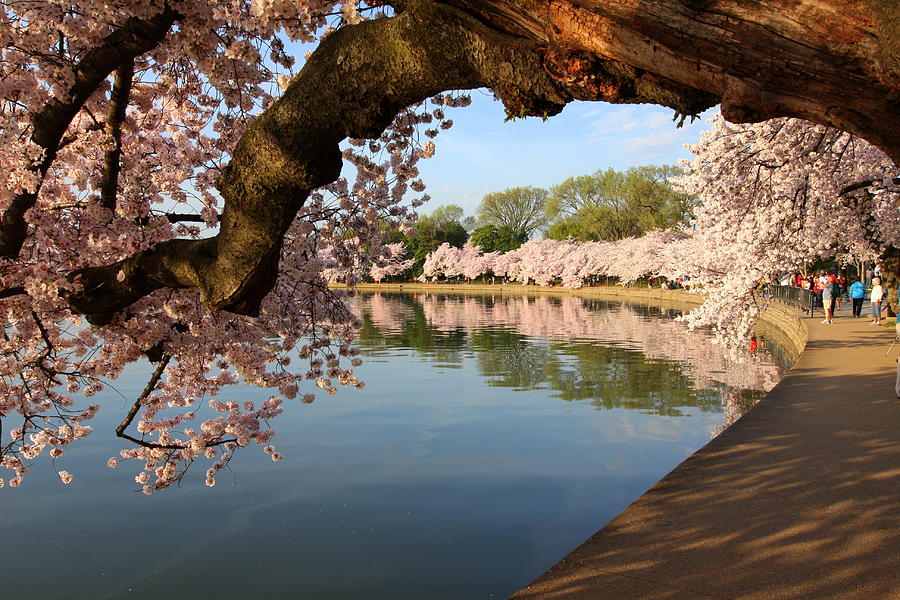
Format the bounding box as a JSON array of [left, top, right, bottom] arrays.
[[756, 300, 808, 364]]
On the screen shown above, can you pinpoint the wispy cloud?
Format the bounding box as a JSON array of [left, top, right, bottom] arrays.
[[582, 105, 716, 163]]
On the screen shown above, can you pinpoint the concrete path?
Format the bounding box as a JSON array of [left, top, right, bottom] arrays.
[[509, 305, 900, 600]]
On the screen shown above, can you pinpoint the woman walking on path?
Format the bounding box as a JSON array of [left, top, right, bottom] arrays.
[[850, 279, 866, 317], [821, 278, 835, 324], [870, 277, 884, 325]]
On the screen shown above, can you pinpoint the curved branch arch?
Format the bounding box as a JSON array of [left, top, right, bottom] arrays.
[[64, 0, 899, 322]]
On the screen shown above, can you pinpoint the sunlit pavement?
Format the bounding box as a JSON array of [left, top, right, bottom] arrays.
[[509, 303, 900, 600]]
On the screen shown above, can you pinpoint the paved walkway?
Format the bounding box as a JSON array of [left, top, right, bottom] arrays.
[[509, 304, 900, 600]]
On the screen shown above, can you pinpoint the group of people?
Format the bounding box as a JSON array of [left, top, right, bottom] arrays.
[[804, 272, 839, 324], [781, 265, 899, 399], [792, 268, 887, 325]]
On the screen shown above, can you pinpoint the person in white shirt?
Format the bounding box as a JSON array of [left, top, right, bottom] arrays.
[[870, 277, 884, 325]]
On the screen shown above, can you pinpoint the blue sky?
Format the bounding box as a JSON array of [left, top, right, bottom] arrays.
[[415, 90, 717, 218]]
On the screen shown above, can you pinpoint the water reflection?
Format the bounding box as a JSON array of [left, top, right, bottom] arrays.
[[356, 292, 786, 425], [0, 291, 790, 600]]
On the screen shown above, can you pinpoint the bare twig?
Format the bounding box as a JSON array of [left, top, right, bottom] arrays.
[[115, 353, 172, 446]]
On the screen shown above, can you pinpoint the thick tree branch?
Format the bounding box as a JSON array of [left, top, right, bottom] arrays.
[[442, 0, 900, 163], [99, 60, 135, 214], [0, 7, 177, 259], [66, 2, 582, 323]]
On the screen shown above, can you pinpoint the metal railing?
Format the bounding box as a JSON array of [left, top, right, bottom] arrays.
[[769, 284, 818, 316]]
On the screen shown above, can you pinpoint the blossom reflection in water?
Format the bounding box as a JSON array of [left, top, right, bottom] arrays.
[[355, 292, 788, 433]]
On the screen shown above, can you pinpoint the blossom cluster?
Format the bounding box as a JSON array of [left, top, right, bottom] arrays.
[[0, 3, 468, 490]]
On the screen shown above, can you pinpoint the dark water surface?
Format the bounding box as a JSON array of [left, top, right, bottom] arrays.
[[0, 292, 786, 599]]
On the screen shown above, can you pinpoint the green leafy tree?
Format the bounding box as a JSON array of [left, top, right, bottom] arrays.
[[545, 165, 694, 241], [470, 224, 528, 253], [623, 165, 695, 231], [544, 173, 606, 218], [544, 218, 584, 241], [429, 204, 466, 228], [477, 186, 549, 239], [389, 204, 470, 277]]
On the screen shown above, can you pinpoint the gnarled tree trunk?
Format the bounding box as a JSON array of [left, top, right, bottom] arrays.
[[439, 0, 899, 161]]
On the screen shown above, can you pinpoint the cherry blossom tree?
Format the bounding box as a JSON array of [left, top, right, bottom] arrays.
[[420, 241, 464, 281], [463, 250, 499, 282], [369, 243, 414, 282], [0, 1, 467, 490], [668, 115, 900, 348]]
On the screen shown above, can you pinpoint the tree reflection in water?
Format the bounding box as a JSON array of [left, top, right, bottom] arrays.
[[355, 292, 788, 430]]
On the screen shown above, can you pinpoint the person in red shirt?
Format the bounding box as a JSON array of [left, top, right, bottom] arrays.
[[828, 273, 841, 309]]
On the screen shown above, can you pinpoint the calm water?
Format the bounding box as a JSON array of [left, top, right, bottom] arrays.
[[0, 292, 786, 599]]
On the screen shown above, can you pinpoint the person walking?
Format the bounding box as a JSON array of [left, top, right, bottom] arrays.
[[814, 272, 825, 312], [821, 277, 835, 324], [849, 278, 866, 317], [870, 277, 884, 325]]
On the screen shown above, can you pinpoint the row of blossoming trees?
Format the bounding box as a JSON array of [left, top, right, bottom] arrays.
[[419, 233, 679, 288], [415, 115, 900, 350]]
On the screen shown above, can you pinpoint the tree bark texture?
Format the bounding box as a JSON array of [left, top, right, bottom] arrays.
[[441, 0, 899, 162], [51, 1, 900, 321]]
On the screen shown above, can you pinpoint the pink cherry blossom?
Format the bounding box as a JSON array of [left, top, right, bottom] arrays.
[[0, 2, 466, 489]]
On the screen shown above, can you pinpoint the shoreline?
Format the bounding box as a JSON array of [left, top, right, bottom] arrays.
[[345, 282, 807, 365]]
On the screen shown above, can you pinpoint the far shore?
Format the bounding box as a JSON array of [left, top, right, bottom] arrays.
[[336, 281, 808, 366]]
